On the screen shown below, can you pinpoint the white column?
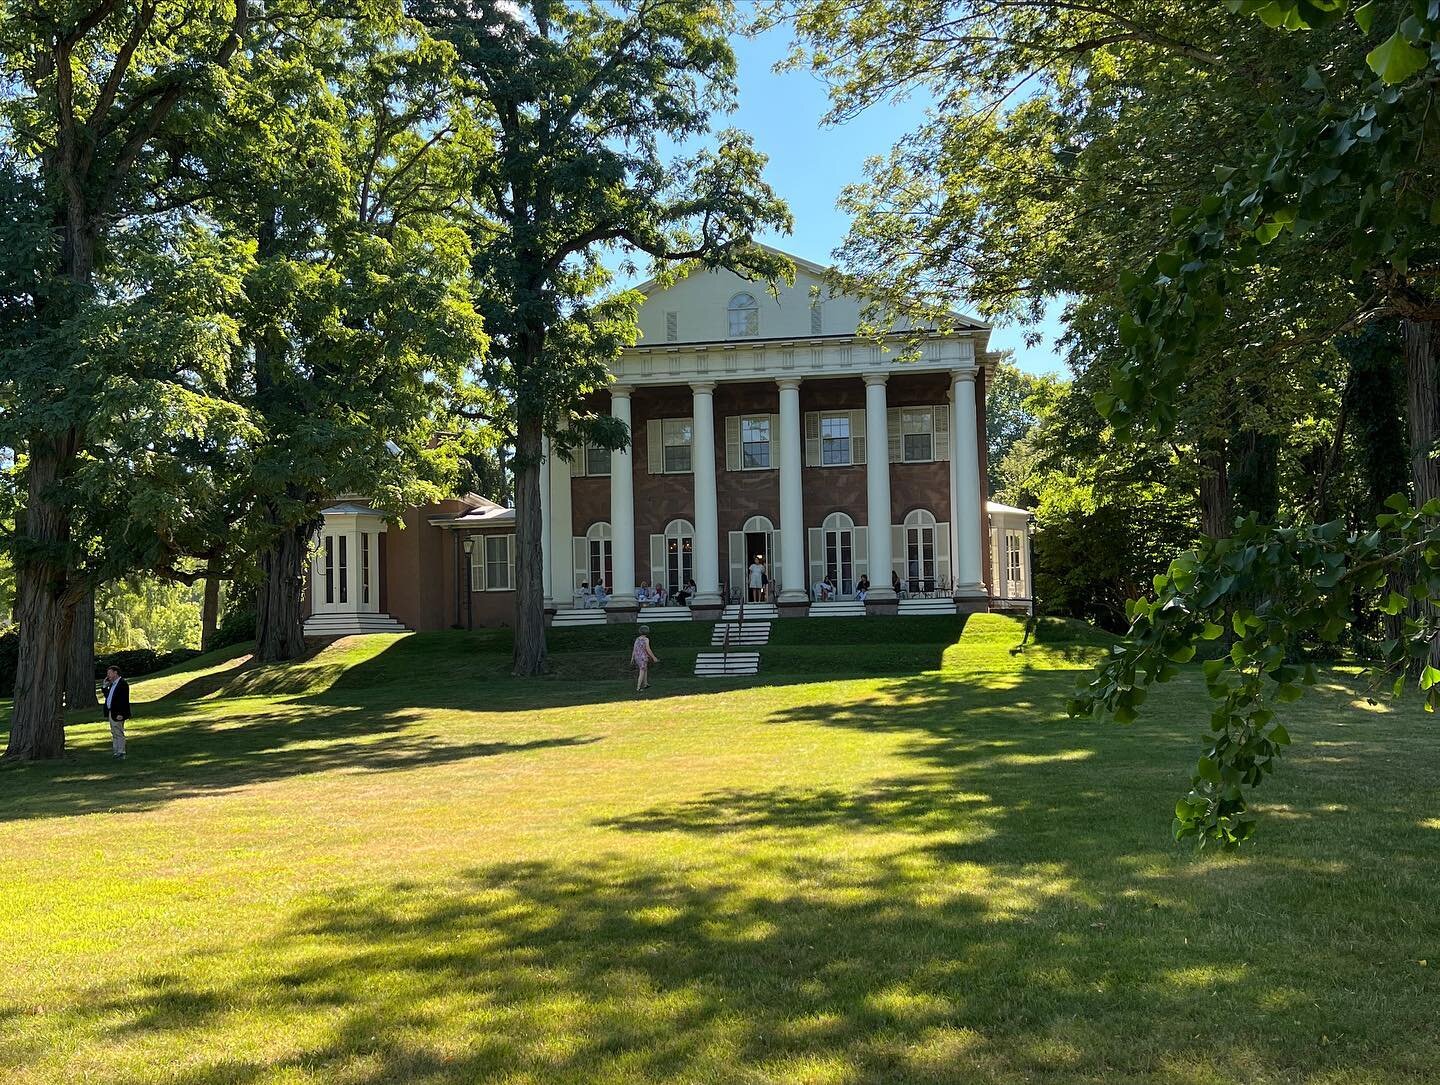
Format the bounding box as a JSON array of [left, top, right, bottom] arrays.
[[541, 435, 552, 607], [690, 381, 722, 604], [863, 373, 896, 602], [548, 428, 573, 607], [608, 384, 637, 607], [777, 378, 808, 603], [952, 369, 986, 595]]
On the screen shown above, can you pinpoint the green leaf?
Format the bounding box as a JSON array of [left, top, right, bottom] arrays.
[[1380, 591, 1408, 615], [1421, 665, 1440, 692], [1200, 621, 1224, 641], [1197, 756, 1222, 784], [1366, 30, 1429, 84], [1168, 644, 1197, 663], [1274, 683, 1305, 703], [1353, 1, 1376, 34], [1271, 724, 1291, 745]]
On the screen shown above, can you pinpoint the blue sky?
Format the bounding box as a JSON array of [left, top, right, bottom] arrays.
[[712, 26, 1067, 377]]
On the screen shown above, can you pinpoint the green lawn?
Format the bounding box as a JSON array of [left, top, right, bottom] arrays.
[[2, 615, 1438, 1084]]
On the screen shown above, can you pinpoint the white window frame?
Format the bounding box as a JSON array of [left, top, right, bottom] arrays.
[[583, 442, 611, 477], [900, 407, 936, 464], [662, 417, 693, 474], [819, 412, 853, 467], [471, 534, 516, 592], [664, 518, 695, 595], [740, 414, 772, 470], [728, 292, 759, 338], [904, 508, 938, 586]]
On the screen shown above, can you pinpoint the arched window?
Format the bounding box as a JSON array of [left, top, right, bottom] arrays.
[[822, 512, 856, 595], [728, 292, 759, 338], [586, 521, 613, 592], [742, 514, 774, 533], [663, 518, 695, 594], [904, 508, 937, 590]]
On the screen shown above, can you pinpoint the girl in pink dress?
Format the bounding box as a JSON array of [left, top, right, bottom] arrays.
[[632, 625, 658, 692]]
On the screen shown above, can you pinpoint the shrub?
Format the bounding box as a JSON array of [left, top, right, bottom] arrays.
[[210, 592, 257, 650]]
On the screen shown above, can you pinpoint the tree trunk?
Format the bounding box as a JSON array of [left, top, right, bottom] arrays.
[[65, 586, 97, 709], [1404, 319, 1440, 507], [511, 412, 549, 676], [200, 554, 222, 651], [1403, 318, 1440, 667], [6, 430, 81, 760], [255, 517, 310, 663], [1230, 429, 1279, 521], [1198, 439, 1230, 538]]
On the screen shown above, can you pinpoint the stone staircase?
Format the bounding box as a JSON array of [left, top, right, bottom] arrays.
[[696, 603, 771, 677], [898, 597, 958, 616], [552, 607, 607, 628], [303, 612, 409, 637], [808, 599, 866, 618], [710, 621, 771, 646], [638, 606, 694, 623]]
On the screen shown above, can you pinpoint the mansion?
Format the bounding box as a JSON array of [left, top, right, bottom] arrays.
[[303, 248, 1033, 634]]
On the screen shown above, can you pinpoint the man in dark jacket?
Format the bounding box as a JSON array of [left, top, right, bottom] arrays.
[[101, 665, 131, 759]]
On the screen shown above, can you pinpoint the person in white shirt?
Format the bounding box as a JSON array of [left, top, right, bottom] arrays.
[[748, 557, 765, 602], [100, 665, 130, 760]]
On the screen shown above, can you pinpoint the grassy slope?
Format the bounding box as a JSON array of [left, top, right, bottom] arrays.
[[1, 616, 1438, 1084]]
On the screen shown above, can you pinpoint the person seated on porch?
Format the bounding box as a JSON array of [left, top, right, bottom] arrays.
[[891, 570, 906, 599], [856, 575, 871, 602], [675, 578, 696, 607], [816, 574, 835, 602], [636, 580, 655, 607], [579, 581, 595, 608], [594, 581, 609, 608]]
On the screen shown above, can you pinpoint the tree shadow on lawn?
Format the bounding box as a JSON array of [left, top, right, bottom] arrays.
[[0, 700, 598, 823], [18, 849, 1440, 1085]]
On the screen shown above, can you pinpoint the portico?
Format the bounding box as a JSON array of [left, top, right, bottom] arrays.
[[545, 315, 998, 620]]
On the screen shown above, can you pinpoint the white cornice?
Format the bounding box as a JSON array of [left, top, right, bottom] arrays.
[[608, 333, 978, 388]]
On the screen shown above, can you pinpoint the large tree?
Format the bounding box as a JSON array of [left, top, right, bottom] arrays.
[[419, 0, 792, 676]]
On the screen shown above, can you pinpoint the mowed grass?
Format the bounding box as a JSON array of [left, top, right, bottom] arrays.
[[2, 615, 1438, 1085]]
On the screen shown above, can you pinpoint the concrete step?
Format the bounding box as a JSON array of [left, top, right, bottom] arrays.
[[808, 601, 867, 618], [552, 608, 607, 627], [898, 598, 958, 615], [711, 622, 771, 646], [303, 612, 409, 636], [720, 604, 778, 621], [694, 651, 761, 677], [638, 606, 693, 623]]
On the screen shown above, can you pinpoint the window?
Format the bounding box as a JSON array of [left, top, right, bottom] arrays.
[[822, 511, 856, 596], [323, 535, 334, 604], [901, 408, 935, 463], [741, 416, 771, 469], [361, 533, 371, 604], [662, 418, 692, 473], [820, 414, 852, 466], [584, 443, 611, 476], [1006, 529, 1025, 595], [665, 310, 679, 342], [728, 292, 759, 338], [485, 535, 512, 590], [905, 509, 937, 588], [586, 522, 613, 593], [338, 535, 348, 603], [664, 519, 694, 595]]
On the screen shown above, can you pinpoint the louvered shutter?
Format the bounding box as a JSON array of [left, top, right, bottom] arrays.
[[769, 414, 781, 469], [728, 531, 746, 600], [936, 403, 951, 460], [804, 412, 820, 467], [811, 303, 822, 334], [808, 527, 824, 596], [647, 419, 663, 474], [851, 409, 866, 465], [854, 526, 868, 588], [936, 522, 952, 590], [770, 528, 781, 584], [725, 416, 741, 472], [571, 537, 587, 602], [665, 310, 679, 342], [892, 524, 906, 586], [648, 534, 665, 595], [505, 535, 516, 591], [571, 444, 587, 478], [888, 407, 902, 464]]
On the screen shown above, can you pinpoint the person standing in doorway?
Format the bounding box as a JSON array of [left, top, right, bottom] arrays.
[[101, 665, 131, 760], [632, 625, 658, 692], [748, 555, 765, 602]]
